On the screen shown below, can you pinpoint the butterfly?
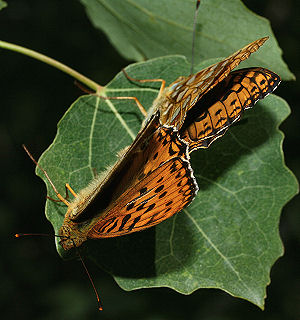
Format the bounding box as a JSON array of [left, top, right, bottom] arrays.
[[58, 37, 280, 251], [59, 113, 198, 249]]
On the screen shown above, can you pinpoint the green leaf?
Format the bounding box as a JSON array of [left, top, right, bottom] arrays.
[[0, 1, 7, 10], [38, 55, 298, 308], [80, 0, 294, 80]]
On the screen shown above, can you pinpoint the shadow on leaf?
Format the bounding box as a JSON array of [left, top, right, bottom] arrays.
[[191, 102, 278, 190]]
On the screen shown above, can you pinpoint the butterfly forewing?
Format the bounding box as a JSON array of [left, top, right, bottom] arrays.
[[87, 125, 198, 238], [90, 158, 196, 237], [158, 37, 269, 128], [179, 67, 281, 151]]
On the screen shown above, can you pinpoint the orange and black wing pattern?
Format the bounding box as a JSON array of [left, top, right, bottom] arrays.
[[87, 124, 198, 238], [158, 37, 269, 128], [179, 67, 280, 152]]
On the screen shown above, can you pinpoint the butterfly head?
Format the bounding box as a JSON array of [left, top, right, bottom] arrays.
[[59, 219, 88, 250]]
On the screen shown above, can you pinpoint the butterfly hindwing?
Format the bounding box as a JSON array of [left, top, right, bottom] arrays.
[[179, 67, 281, 151]]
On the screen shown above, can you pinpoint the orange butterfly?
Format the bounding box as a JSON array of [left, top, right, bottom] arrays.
[[59, 113, 198, 249], [57, 37, 280, 250]]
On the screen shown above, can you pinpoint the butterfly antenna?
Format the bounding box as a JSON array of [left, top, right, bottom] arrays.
[[191, 0, 201, 75], [72, 241, 103, 311], [16, 233, 51, 238], [22, 144, 70, 206], [15, 233, 66, 239]]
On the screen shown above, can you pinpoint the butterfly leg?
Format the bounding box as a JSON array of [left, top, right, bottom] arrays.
[[100, 95, 148, 117], [46, 194, 68, 203], [122, 69, 166, 98], [46, 183, 76, 202], [102, 69, 167, 118], [65, 183, 77, 197], [46, 184, 70, 202], [73, 76, 148, 117]]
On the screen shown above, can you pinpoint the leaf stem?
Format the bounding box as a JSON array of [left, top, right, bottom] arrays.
[[0, 40, 103, 94]]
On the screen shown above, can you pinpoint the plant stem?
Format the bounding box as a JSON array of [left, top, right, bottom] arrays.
[[0, 40, 103, 94]]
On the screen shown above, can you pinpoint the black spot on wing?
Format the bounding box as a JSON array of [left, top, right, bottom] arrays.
[[159, 191, 167, 199], [155, 185, 164, 193], [128, 216, 141, 231], [157, 176, 164, 183], [140, 187, 148, 196], [118, 214, 131, 231], [126, 202, 135, 211], [106, 219, 118, 233], [143, 203, 156, 214]]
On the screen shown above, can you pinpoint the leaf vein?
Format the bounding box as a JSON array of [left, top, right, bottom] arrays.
[[104, 99, 136, 140], [183, 208, 242, 279], [88, 97, 100, 173]]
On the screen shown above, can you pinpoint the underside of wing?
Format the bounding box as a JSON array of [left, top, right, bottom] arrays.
[[179, 67, 281, 152], [160, 37, 269, 128]]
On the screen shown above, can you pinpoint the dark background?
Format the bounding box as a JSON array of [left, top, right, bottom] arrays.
[[1, 0, 299, 319]]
